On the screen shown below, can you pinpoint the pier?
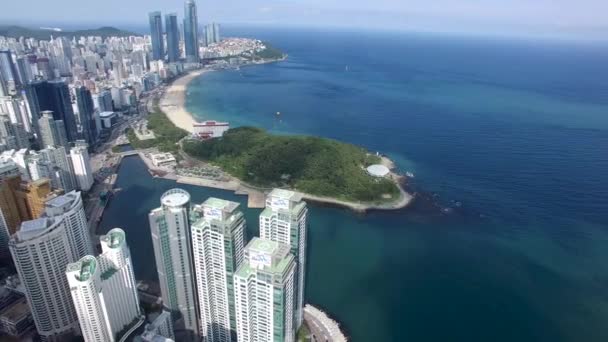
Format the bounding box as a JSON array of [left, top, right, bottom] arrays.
[[304, 304, 348, 342]]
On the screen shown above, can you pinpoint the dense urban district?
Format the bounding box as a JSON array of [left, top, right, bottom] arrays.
[[0, 0, 411, 341]]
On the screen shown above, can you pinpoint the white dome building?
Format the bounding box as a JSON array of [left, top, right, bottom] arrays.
[[366, 164, 390, 178]]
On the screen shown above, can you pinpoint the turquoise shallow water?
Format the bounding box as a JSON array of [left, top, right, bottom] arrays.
[[103, 28, 608, 341]]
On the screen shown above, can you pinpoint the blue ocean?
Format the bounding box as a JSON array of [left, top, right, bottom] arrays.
[[103, 27, 608, 341]]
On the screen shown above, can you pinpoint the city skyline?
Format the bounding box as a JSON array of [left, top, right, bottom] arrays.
[[1, 0, 608, 40], [0, 0, 604, 340]]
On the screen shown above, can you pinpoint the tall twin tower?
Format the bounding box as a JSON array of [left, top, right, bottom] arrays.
[[149, 188, 308, 342], [149, 0, 199, 63]]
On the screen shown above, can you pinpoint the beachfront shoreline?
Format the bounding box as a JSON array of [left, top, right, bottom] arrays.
[[159, 58, 288, 133], [159, 68, 208, 133]]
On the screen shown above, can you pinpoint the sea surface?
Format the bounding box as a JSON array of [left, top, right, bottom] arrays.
[[102, 27, 608, 341]]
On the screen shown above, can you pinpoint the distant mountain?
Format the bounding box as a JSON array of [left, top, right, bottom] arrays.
[[0, 25, 139, 40]]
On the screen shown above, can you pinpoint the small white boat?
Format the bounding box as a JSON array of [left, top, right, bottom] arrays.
[[406, 172, 415, 178]]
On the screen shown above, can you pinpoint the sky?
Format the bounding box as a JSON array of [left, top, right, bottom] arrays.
[[1, 0, 607, 39]]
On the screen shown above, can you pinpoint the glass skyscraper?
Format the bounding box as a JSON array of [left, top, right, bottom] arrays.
[[149, 189, 200, 341], [27, 80, 79, 143], [149, 11, 164, 61], [75, 86, 96, 147], [184, 0, 199, 62], [165, 13, 180, 63]]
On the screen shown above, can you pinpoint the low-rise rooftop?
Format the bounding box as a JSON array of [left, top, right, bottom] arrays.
[[0, 298, 30, 322]]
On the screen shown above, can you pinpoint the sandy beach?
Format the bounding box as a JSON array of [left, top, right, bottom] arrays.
[[159, 69, 209, 133]]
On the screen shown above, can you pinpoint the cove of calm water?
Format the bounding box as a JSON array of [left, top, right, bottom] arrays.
[[101, 27, 608, 341]]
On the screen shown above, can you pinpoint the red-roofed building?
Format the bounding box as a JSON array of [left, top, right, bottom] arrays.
[[192, 120, 229, 140]]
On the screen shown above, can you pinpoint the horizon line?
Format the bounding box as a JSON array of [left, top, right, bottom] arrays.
[[1, 20, 607, 44]]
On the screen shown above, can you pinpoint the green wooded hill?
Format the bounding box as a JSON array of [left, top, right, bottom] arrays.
[[0, 26, 138, 40], [253, 42, 285, 60], [183, 127, 400, 202]]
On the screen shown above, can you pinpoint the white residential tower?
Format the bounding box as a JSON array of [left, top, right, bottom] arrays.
[[191, 198, 246, 342], [66, 228, 141, 342], [259, 189, 308, 328], [234, 238, 296, 342]]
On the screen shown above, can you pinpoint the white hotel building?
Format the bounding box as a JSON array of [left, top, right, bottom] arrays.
[[9, 191, 92, 341], [149, 189, 199, 339], [66, 228, 141, 342], [45, 190, 93, 258], [9, 218, 80, 341], [192, 120, 229, 140], [259, 189, 308, 329], [234, 238, 296, 342], [191, 198, 246, 342]]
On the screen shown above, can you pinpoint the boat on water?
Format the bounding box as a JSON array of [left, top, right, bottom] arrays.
[[276, 111, 281, 116], [406, 172, 415, 178]]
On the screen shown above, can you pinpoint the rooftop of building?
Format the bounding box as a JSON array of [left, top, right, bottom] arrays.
[[160, 188, 190, 207], [99, 111, 116, 118], [268, 188, 302, 202], [0, 160, 18, 170], [150, 152, 176, 161], [101, 228, 125, 249], [66, 255, 97, 282], [0, 298, 30, 322], [203, 197, 239, 213], [261, 196, 307, 217], [236, 238, 295, 278], [45, 190, 79, 210], [70, 145, 87, 153], [249, 237, 279, 254], [193, 120, 229, 126], [15, 217, 51, 241], [236, 252, 295, 279], [19, 178, 50, 191]]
